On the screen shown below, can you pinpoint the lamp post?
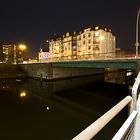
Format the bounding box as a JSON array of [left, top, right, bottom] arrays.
[[19, 44, 26, 63], [135, 9, 140, 58]]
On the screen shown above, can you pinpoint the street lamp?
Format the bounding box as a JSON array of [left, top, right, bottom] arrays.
[[135, 9, 140, 58], [19, 43, 26, 62], [19, 44, 26, 51]]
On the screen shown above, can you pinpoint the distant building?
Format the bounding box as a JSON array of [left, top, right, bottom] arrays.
[[28, 58, 38, 63], [72, 32, 77, 58], [93, 27, 116, 57], [0, 43, 25, 64], [49, 38, 62, 58], [77, 28, 94, 56], [0, 44, 17, 63], [38, 49, 52, 62], [49, 26, 116, 59], [62, 32, 72, 58]]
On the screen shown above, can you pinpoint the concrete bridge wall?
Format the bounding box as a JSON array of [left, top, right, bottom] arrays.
[[0, 64, 27, 79], [19, 63, 104, 80]]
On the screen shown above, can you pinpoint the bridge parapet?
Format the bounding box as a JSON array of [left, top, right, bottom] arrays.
[[52, 59, 140, 72]]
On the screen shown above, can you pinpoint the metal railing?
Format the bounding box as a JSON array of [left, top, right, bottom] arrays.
[[72, 96, 132, 140], [36, 52, 139, 64], [112, 110, 137, 140], [72, 70, 140, 140], [131, 71, 140, 111], [47, 53, 135, 63]]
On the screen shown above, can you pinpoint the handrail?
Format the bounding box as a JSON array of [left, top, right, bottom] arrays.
[[134, 94, 140, 140], [131, 71, 140, 110], [112, 110, 137, 140], [72, 96, 132, 140]]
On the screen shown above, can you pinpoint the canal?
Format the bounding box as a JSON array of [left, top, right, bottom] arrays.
[[0, 75, 130, 140]]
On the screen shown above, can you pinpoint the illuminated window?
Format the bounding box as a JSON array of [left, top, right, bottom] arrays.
[[95, 32, 99, 37], [95, 26, 99, 30], [73, 46, 76, 49]]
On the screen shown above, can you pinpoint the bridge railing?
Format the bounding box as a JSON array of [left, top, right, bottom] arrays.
[[72, 96, 132, 140], [112, 110, 137, 140], [72, 70, 140, 140], [41, 52, 138, 63]]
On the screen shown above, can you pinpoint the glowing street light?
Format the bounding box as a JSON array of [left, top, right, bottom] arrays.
[[20, 90, 27, 98], [19, 44, 26, 51], [135, 9, 140, 58], [18, 43, 27, 63]]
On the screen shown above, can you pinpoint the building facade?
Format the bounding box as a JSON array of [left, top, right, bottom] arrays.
[[49, 38, 62, 58], [0, 44, 17, 63], [77, 28, 94, 57], [62, 32, 72, 58], [0, 43, 24, 64], [93, 27, 116, 57], [38, 49, 52, 62], [49, 27, 116, 59]]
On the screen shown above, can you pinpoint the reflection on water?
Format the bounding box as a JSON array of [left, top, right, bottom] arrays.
[[20, 90, 27, 98], [0, 75, 130, 140]]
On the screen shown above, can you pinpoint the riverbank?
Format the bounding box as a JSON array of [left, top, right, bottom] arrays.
[[0, 64, 28, 79]]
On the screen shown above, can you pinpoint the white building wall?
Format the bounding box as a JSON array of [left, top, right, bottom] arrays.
[[38, 50, 52, 62], [49, 27, 116, 59], [63, 33, 72, 57], [49, 39, 62, 58]]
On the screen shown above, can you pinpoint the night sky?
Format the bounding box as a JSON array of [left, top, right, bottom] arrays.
[[0, 0, 139, 58]]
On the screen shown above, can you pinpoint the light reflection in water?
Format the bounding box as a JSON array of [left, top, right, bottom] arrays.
[[20, 90, 27, 98], [46, 106, 50, 110]]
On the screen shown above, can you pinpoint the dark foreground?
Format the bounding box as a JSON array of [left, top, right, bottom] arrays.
[[0, 76, 130, 140]]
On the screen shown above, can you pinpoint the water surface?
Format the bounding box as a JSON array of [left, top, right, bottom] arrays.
[[0, 76, 129, 140]]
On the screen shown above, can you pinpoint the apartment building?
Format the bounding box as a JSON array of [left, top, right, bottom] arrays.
[[49, 38, 62, 58], [0, 43, 27, 63], [49, 26, 116, 59], [0, 44, 17, 63]]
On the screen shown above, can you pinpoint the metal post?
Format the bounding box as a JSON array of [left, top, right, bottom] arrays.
[[112, 111, 137, 140], [135, 9, 140, 58], [134, 94, 140, 140], [131, 70, 140, 111]]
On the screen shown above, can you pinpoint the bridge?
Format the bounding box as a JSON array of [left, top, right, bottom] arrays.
[[37, 57, 140, 139], [20, 57, 140, 84], [52, 58, 140, 72], [19, 56, 140, 139]]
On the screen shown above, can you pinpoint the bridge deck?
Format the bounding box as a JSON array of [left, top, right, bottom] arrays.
[[52, 58, 140, 70]]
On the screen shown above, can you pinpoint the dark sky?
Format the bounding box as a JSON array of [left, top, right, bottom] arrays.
[[0, 0, 139, 58]]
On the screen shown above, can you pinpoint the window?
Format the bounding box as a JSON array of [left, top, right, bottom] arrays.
[[78, 36, 81, 40], [88, 39, 91, 44], [83, 34, 85, 38], [88, 33, 91, 37], [95, 32, 99, 37], [96, 45, 99, 50], [88, 46, 91, 50], [83, 41, 85, 45]]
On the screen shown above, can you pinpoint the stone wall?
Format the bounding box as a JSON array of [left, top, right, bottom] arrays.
[[19, 63, 104, 80], [0, 64, 27, 79], [19, 63, 53, 80]]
